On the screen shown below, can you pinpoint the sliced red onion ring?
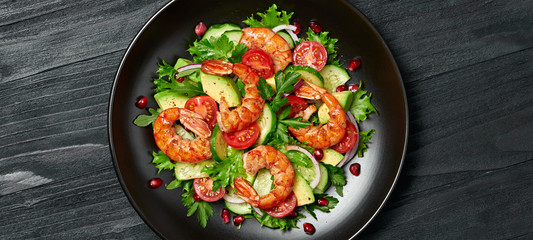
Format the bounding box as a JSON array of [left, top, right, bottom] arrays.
[[337, 112, 360, 168], [222, 189, 245, 204], [176, 63, 202, 73], [272, 24, 300, 44], [282, 79, 304, 97], [272, 24, 297, 33], [253, 206, 263, 216], [285, 145, 321, 189]]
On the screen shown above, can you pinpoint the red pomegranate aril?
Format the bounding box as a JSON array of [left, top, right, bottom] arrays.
[[136, 96, 148, 109], [221, 208, 230, 224], [233, 215, 244, 226], [348, 58, 361, 71], [313, 149, 324, 161], [317, 197, 329, 206], [193, 192, 202, 202], [173, 73, 185, 83], [292, 21, 301, 34], [195, 21, 207, 36], [347, 83, 359, 92], [310, 21, 322, 33], [149, 178, 163, 189], [336, 85, 348, 92], [350, 163, 361, 176], [287, 211, 299, 219], [303, 223, 316, 234]]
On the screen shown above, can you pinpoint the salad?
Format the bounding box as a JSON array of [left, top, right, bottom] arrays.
[[134, 4, 377, 234]]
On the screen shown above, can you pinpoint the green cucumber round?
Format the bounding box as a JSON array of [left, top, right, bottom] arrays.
[[284, 65, 324, 88], [210, 124, 227, 162], [253, 103, 276, 146], [277, 31, 294, 49], [320, 64, 351, 93]]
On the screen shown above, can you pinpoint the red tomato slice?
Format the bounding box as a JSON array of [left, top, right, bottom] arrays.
[[278, 95, 308, 119], [264, 192, 297, 218], [292, 41, 328, 71], [222, 122, 260, 149], [332, 120, 358, 153], [193, 177, 225, 202], [184, 95, 218, 129], [241, 49, 274, 79]]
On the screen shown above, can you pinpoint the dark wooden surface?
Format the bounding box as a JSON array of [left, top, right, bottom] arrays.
[[1, 0, 531, 239]]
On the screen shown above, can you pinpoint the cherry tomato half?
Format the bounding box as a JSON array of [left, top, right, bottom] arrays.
[[292, 41, 328, 71], [184, 95, 218, 129], [332, 120, 358, 153], [193, 177, 225, 202], [279, 95, 308, 119], [241, 49, 274, 79], [265, 192, 297, 218], [222, 122, 260, 149]]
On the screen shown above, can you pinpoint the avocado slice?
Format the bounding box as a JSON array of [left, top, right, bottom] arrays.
[[200, 72, 241, 108], [320, 148, 345, 167], [317, 91, 354, 124], [293, 172, 315, 206], [154, 90, 190, 110]]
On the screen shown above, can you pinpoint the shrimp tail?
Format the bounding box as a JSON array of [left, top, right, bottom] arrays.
[[233, 177, 260, 207]]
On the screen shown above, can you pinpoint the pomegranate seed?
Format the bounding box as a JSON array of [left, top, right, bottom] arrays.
[[313, 149, 324, 161], [233, 215, 244, 226], [193, 192, 202, 201], [310, 21, 322, 33], [348, 58, 361, 71], [347, 83, 359, 92], [350, 163, 361, 176], [149, 178, 163, 189], [221, 208, 230, 224], [195, 21, 207, 36], [173, 73, 186, 83], [292, 21, 301, 34], [336, 85, 348, 92], [317, 197, 329, 206], [135, 96, 148, 109], [303, 223, 316, 234], [287, 211, 299, 219]]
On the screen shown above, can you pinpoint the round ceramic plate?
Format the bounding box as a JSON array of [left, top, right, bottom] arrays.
[[109, 0, 407, 239]]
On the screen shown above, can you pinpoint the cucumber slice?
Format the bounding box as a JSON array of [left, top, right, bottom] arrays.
[[284, 65, 324, 88], [320, 65, 351, 93], [210, 124, 227, 162], [222, 30, 243, 46], [293, 163, 318, 188], [202, 23, 241, 41], [313, 163, 329, 194], [277, 31, 294, 49], [175, 124, 195, 140], [225, 201, 252, 215], [252, 169, 274, 197], [174, 159, 214, 180], [254, 103, 276, 146]]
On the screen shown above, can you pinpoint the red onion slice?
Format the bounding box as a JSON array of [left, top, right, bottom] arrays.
[[337, 112, 360, 168], [285, 145, 321, 189], [272, 24, 300, 44], [176, 63, 202, 73], [253, 206, 263, 217]]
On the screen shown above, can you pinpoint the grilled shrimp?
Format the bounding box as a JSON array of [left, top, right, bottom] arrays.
[[289, 82, 347, 149], [153, 108, 212, 163], [202, 60, 265, 133], [233, 145, 295, 209], [239, 27, 292, 72]]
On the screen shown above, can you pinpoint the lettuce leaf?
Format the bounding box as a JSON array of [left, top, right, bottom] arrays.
[[243, 4, 294, 28]]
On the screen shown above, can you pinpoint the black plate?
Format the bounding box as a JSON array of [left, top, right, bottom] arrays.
[[109, 0, 407, 239]]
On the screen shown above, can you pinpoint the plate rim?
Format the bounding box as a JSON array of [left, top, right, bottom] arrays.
[[107, 0, 409, 239]]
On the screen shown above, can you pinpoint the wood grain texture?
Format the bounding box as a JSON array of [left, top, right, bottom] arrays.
[[0, 0, 531, 239]]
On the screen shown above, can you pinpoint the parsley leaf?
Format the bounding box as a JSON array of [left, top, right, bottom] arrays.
[[243, 4, 294, 29], [202, 150, 246, 191], [228, 43, 248, 63], [253, 209, 304, 230], [180, 180, 213, 227], [270, 71, 301, 112], [349, 87, 377, 122], [324, 164, 346, 196], [151, 151, 174, 174], [256, 77, 276, 101], [166, 178, 182, 190], [187, 34, 234, 63], [357, 129, 375, 157], [133, 108, 161, 127], [304, 194, 339, 219], [156, 60, 177, 81], [279, 117, 311, 129], [236, 78, 246, 98], [302, 28, 340, 66]]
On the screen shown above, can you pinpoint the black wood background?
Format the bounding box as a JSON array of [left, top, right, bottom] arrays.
[[1, 0, 532, 239]]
